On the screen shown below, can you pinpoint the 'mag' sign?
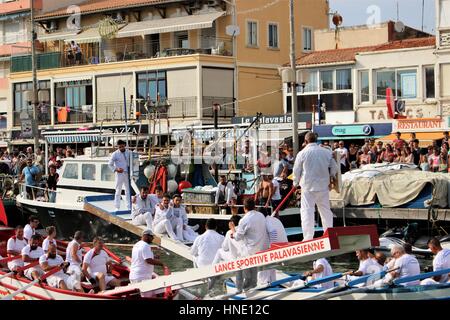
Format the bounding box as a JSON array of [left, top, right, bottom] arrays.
[[332, 125, 372, 136]]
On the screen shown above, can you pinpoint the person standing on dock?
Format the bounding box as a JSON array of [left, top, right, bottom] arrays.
[[131, 187, 154, 229], [292, 132, 338, 241], [108, 140, 132, 211]]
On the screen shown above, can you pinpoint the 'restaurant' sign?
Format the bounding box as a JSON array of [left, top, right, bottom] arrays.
[[393, 118, 445, 132]]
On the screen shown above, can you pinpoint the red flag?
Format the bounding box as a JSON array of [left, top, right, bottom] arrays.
[[0, 199, 8, 226], [386, 88, 395, 119]]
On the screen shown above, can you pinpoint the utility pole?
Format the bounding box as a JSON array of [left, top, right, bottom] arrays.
[[30, 0, 39, 153], [289, 0, 299, 155], [213, 103, 220, 181]]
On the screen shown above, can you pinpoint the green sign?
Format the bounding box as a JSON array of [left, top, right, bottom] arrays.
[[332, 125, 372, 136]]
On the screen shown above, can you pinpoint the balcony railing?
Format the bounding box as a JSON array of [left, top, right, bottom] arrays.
[[54, 106, 93, 125], [13, 108, 51, 127], [11, 37, 233, 73], [202, 97, 235, 118]]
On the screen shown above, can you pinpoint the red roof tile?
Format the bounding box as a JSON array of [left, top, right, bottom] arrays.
[[294, 37, 436, 67], [37, 0, 170, 20]]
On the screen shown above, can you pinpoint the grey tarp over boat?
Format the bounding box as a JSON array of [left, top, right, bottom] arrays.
[[330, 169, 450, 208]]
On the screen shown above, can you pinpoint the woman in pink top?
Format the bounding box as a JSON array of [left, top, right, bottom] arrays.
[[428, 147, 441, 172], [358, 147, 371, 167]]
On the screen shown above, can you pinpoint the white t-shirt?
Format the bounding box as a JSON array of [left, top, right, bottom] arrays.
[[265, 216, 288, 244], [23, 224, 35, 241], [129, 240, 154, 282], [42, 238, 56, 252], [83, 249, 111, 275], [21, 245, 45, 266], [66, 239, 83, 266], [190, 230, 224, 267], [313, 258, 333, 289], [271, 179, 282, 201], [335, 147, 348, 166], [358, 258, 383, 275], [221, 230, 245, 259], [394, 254, 421, 286], [433, 248, 450, 283], [39, 254, 65, 277]]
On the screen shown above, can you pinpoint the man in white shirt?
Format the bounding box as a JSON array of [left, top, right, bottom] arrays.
[[258, 211, 288, 286], [191, 218, 224, 268], [382, 245, 420, 286], [293, 132, 338, 241], [335, 141, 349, 174], [65, 231, 84, 285], [82, 237, 121, 292], [153, 194, 179, 240], [172, 194, 198, 242], [215, 176, 236, 208], [270, 174, 282, 210], [108, 140, 132, 211], [303, 258, 334, 289], [40, 242, 82, 292], [24, 215, 39, 242], [350, 249, 383, 277], [421, 238, 450, 285], [21, 234, 45, 281], [6, 226, 28, 271], [131, 187, 154, 229], [230, 198, 269, 291], [148, 186, 164, 210]]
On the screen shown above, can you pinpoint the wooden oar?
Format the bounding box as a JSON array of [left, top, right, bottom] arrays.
[[0, 271, 15, 281], [393, 268, 450, 286], [244, 272, 350, 301], [2, 266, 62, 300]]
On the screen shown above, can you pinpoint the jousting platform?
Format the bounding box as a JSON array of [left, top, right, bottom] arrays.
[[102, 225, 379, 297], [83, 195, 193, 261]]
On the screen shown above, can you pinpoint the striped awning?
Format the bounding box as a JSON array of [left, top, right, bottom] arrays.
[[117, 11, 225, 38], [46, 134, 102, 144], [63, 27, 102, 44]]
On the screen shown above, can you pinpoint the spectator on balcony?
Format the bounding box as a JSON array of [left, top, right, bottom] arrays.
[[57, 103, 68, 124], [39, 102, 48, 124]]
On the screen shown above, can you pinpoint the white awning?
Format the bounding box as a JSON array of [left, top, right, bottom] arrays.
[[37, 30, 79, 42], [53, 76, 92, 83], [64, 28, 101, 44], [117, 11, 226, 38]]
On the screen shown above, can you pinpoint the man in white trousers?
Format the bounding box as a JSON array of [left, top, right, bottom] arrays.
[[293, 132, 337, 241], [108, 140, 132, 211], [131, 187, 154, 229]]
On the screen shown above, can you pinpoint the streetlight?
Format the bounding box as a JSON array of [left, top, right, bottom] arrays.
[[213, 103, 221, 181]]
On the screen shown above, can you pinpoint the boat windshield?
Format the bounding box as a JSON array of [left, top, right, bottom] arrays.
[[101, 164, 114, 182], [82, 164, 96, 181], [63, 163, 78, 179]]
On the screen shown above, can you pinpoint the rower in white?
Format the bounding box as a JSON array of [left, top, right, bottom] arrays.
[[40, 242, 82, 292], [65, 231, 84, 285], [377, 245, 421, 287], [6, 226, 27, 272], [42, 226, 57, 253], [108, 140, 132, 211], [172, 194, 198, 242], [421, 237, 450, 285], [82, 237, 121, 292], [131, 187, 154, 229], [21, 234, 45, 281], [191, 218, 224, 268], [129, 229, 166, 297], [258, 210, 288, 286], [349, 249, 383, 278], [24, 215, 39, 242], [292, 132, 338, 241], [153, 194, 179, 240], [302, 258, 334, 289], [230, 198, 269, 291]]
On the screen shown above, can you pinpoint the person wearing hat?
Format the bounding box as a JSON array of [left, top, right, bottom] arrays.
[[129, 229, 166, 292], [108, 140, 132, 211]]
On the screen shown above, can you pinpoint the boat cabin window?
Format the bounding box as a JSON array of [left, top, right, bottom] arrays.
[[82, 164, 96, 181], [101, 164, 114, 182], [62, 163, 78, 179]]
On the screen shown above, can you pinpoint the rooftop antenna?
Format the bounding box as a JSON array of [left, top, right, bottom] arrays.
[[421, 0, 425, 31], [394, 1, 405, 33], [332, 12, 343, 49]]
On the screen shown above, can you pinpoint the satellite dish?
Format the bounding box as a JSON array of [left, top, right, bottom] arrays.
[[394, 21, 405, 33], [332, 13, 343, 27], [226, 25, 240, 37]]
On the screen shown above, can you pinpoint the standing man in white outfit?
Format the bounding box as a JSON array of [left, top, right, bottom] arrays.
[[108, 140, 131, 211], [293, 132, 337, 241], [230, 198, 269, 291], [421, 238, 450, 285], [152, 194, 179, 240], [131, 187, 154, 229]]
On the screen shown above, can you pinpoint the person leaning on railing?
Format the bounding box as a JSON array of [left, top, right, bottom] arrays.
[[19, 157, 40, 200], [46, 164, 59, 203]]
